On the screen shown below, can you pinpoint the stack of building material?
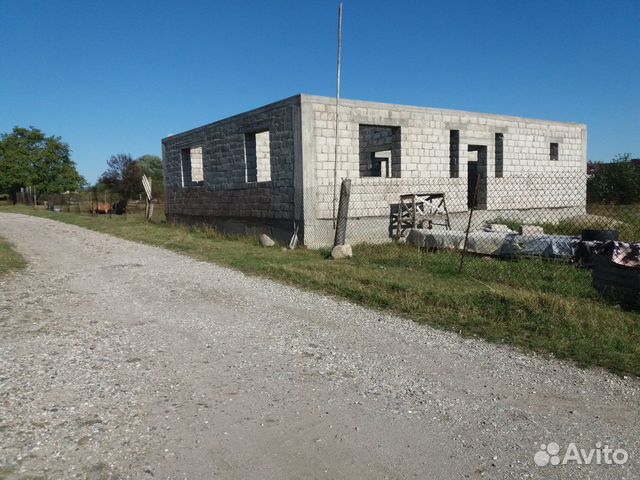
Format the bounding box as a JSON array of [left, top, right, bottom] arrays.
[[405, 228, 576, 258], [576, 240, 640, 307]]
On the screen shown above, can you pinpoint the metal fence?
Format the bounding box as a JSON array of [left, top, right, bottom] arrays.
[[14, 190, 165, 221], [8, 171, 640, 262], [306, 172, 639, 260], [6, 173, 638, 303]]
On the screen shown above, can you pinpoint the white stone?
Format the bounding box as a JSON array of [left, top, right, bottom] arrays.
[[259, 234, 275, 247], [331, 244, 353, 259]]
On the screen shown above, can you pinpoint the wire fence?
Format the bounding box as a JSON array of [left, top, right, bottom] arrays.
[[306, 172, 639, 261], [309, 172, 639, 304], [13, 190, 165, 220], [5, 171, 638, 304], [9, 172, 639, 259]]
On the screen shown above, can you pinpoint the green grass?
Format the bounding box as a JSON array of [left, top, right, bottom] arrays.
[[585, 203, 640, 241], [0, 236, 26, 275], [2, 205, 639, 377]]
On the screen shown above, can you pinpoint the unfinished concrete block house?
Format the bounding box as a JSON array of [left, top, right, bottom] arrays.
[[162, 94, 587, 247]]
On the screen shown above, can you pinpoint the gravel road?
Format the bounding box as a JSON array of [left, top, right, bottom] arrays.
[[0, 213, 638, 479]]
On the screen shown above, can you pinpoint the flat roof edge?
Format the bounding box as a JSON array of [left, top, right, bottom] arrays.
[[300, 94, 586, 128], [162, 94, 302, 142], [163, 93, 586, 142]]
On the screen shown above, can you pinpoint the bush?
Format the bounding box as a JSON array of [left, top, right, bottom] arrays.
[[587, 154, 640, 204]]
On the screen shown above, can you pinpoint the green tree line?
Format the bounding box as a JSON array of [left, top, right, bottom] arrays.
[[0, 126, 85, 199], [1, 126, 164, 205], [96, 153, 164, 204], [588, 154, 640, 204]]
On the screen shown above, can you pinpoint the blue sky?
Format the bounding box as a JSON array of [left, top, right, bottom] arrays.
[[1, 0, 638, 183]]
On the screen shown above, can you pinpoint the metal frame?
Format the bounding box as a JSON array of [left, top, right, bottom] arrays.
[[394, 193, 451, 239]]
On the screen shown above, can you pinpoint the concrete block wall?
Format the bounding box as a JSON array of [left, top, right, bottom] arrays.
[[255, 131, 272, 182], [162, 96, 301, 241], [300, 95, 587, 246], [486, 172, 587, 211], [189, 147, 204, 183], [358, 125, 401, 177], [162, 94, 586, 248]]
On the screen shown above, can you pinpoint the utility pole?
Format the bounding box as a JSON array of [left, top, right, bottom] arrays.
[[332, 1, 343, 228]]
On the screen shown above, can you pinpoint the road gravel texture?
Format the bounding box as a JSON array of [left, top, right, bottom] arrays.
[[0, 213, 638, 479]]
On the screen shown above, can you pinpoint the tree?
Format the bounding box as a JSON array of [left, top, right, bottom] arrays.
[[98, 153, 143, 204], [587, 153, 640, 204], [137, 154, 164, 199], [137, 154, 163, 179], [97, 153, 164, 203], [0, 126, 85, 198]]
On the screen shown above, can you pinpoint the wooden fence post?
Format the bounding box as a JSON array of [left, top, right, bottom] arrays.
[[333, 178, 351, 247]]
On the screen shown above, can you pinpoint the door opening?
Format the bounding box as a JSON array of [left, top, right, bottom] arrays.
[[467, 145, 487, 209]]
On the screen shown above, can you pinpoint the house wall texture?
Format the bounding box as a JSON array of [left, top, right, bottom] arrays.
[[162, 96, 302, 241], [162, 94, 587, 247], [358, 125, 401, 177], [300, 95, 587, 247]]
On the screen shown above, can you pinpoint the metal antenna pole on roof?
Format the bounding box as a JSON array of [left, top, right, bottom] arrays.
[[332, 0, 343, 228]]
